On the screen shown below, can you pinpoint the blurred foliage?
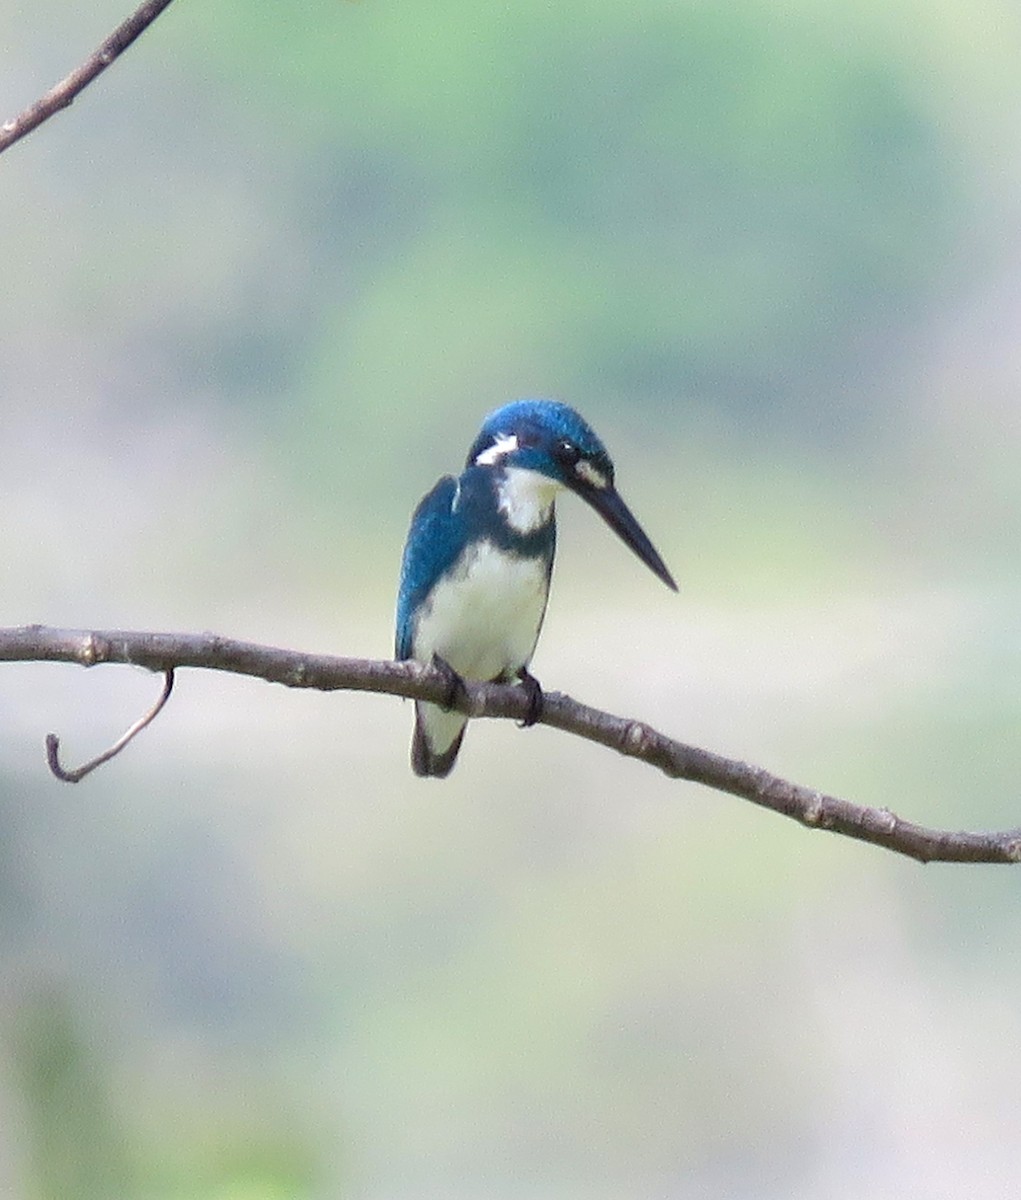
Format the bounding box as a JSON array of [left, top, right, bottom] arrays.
[[46, 0, 994, 498], [11, 990, 134, 1199]]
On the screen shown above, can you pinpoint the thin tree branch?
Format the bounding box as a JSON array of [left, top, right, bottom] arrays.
[[45, 668, 174, 783], [0, 624, 1017, 866], [0, 0, 177, 156]]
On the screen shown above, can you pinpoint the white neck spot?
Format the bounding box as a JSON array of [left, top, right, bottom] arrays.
[[475, 432, 519, 466], [498, 466, 561, 534]]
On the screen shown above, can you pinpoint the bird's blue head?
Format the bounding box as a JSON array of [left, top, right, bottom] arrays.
[[467, 399, 613, 486], [466, 399, 677, 590]]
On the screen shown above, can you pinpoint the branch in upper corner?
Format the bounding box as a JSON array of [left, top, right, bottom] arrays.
[[0, 624, 1018, 866], [0, 0, 178, 156]]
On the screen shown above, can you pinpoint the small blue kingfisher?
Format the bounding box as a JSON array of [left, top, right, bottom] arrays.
[[395, 399, 676, 777]]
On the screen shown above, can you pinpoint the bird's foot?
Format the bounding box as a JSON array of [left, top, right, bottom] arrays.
[[516, 667, 545, 727], [431, 654, 468, 713]]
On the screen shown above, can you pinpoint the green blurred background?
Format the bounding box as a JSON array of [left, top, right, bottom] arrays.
[[2, 0, 1021, 1195]]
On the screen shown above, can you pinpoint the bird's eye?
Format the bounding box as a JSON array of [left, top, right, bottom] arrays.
[[555, 439, 581, 467]]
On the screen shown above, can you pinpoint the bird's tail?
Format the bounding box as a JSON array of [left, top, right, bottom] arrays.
[[411, 702, 468, 778]]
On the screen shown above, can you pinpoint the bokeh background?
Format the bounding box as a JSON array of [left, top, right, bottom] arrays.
[[2, 0, 1021, 1196]]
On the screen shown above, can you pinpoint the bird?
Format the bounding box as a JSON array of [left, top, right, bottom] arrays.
[[395, 399, 676, 777]]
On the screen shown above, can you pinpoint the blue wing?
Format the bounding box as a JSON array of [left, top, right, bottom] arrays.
[[395, 475, 462, 661]]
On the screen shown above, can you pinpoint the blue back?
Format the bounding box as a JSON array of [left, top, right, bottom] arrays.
[[395, 466, 556, 660]]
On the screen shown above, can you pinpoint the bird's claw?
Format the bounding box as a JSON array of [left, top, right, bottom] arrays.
[[516, 668, 545, 727], [431, 654, 468, 712]]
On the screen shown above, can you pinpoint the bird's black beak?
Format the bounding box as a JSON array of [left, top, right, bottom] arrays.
[[577, 483, 677, 591]]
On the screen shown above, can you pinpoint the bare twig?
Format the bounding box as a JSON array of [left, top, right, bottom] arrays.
[[0, 0, 178, 156], [0, 624, 1018, 865], [45, 668, 174, 783]]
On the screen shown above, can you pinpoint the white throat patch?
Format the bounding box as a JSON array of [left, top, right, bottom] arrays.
[[498, 466, 561, 534], [475, 432, 519, 466]]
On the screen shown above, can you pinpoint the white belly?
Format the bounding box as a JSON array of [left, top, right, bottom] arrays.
[[412, 539, 550, 681]]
